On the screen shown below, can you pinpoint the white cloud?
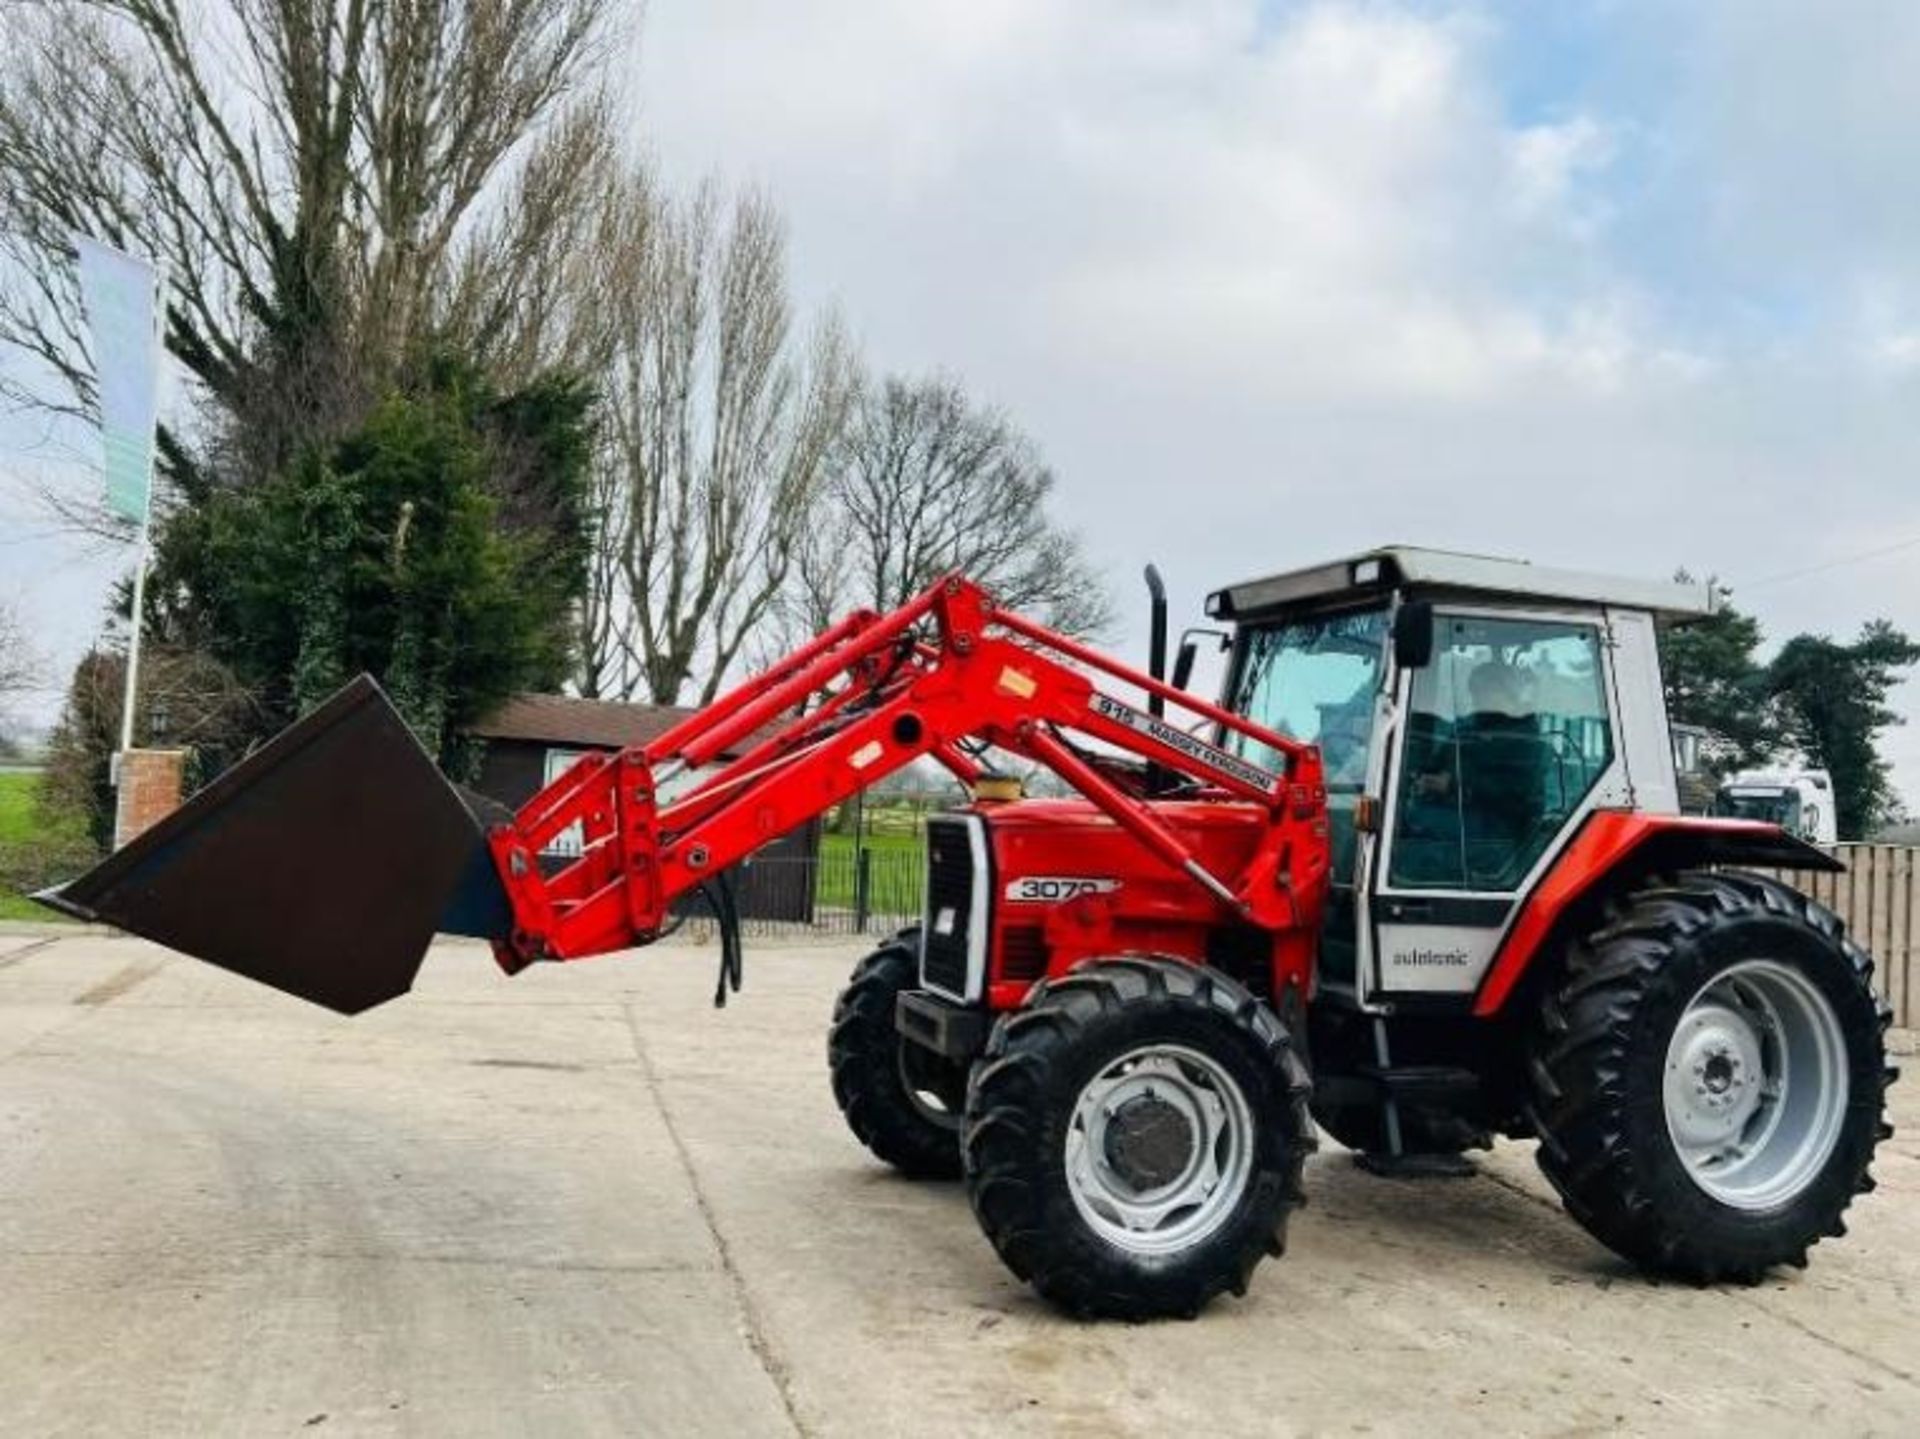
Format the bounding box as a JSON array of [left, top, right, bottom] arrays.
[[1872, 333, 1920, 373], [1506, 116, 1616, 231], [10, 1, 1918, 807], [641, 2, 1667, 405], [630, 0, 1920, 807]]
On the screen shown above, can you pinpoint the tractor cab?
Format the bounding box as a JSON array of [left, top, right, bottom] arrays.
[[1206, 547, 1714, 1012]]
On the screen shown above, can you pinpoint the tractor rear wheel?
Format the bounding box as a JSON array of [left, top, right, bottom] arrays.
[[829, 931, 967, 1179], [964, 956, 1312, 1319], [1527, 871, 1896, 1282]]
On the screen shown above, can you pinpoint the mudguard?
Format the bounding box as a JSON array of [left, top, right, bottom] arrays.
[[1471, 812, 1844, 1017]]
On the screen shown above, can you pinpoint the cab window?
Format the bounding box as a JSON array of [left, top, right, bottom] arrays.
[[1229, 607, 1389, 882], [1389, 615, 1613, 891]]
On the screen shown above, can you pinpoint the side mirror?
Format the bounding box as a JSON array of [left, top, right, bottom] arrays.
[[1393, 601, 1434, 670], [1170, 628, 1231, 692], [1171, 639, 1200, 693]]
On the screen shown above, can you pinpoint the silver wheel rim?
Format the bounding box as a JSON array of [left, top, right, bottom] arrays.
[[1064, 1044, 1255, 1256], [1663, 958, 1849, 1210]]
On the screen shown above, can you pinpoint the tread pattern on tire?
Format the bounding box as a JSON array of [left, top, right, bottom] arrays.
[[963, 955, 1314, 1319], [828, 931, 965, 1180], [1526, 869, 1898, 1283]]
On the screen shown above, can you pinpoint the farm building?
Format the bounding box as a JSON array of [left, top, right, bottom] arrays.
[[465, 693, 820, 922]]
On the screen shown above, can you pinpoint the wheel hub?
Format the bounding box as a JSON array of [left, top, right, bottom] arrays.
[[1702, 1052, 1736, 1094], [1102, 1092, 1195, 1189], [1063, 1045, 1257, 1257], [1665, 1002, 1765, 1147], [1661, 959, 1849, 1210]]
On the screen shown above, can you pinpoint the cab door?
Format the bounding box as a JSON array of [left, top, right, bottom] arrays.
[[1220, 605, 1392, 1000], [1365, 607, 1629, 1002]]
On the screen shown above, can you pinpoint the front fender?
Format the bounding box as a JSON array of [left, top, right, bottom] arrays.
[[1471, 812, 1841, 1017]]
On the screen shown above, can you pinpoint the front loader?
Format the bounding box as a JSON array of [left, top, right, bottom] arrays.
[[45, 550, 1897, 1319]]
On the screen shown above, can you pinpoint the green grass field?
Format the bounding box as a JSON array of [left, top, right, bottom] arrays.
[[819, 829, 923, 861], [0, 771, 87, 922], [815, 827, 926, 912]]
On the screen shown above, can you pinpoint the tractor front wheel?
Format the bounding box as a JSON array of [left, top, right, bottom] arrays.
[[964, 956, 1312, 1319], [1527, 871, 1896, 1282], [829, 931, 967, 1179]]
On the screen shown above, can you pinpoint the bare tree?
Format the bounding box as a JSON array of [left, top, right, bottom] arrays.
[[0, 599, 41, 712], [435, 92, 630, 388], [574, 401, 633, 700], [797, 373, 1113, 641], [556, 157, 652, 701], [0, 0, 614, 516], [584, 179, 856, 704], [35, 642, 259, 852]]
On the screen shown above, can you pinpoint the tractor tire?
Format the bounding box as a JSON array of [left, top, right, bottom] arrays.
[[829, 931, 966, 1179], [963, 956, 1313, 1319], [1527, 870, 1897, 1283]]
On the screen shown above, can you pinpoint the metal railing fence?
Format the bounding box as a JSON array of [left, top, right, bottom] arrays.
[[1770, 844, 1917, 1030], [679, 846, 925, 939]]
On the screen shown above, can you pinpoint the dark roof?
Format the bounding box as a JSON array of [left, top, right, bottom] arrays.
[[467, 693, 698, 750]]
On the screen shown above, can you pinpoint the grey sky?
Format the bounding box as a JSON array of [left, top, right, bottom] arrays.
[[4, 0, 1918, 806], [628, 0, 1920, 802]]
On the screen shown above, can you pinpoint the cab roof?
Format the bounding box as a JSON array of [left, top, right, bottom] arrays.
[[1207, 546, 1716, 623]]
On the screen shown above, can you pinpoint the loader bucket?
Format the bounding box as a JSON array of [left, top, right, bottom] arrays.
[[37, 675, 504, 1014]]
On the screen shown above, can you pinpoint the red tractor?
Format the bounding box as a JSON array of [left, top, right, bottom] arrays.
[[48, 548, 1896, 1320]]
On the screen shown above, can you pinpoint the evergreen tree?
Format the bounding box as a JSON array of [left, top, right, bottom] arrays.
[[1658, 577, 1777, 773], [1768, 622, 1920, 837], [155, 358, 592, 771]]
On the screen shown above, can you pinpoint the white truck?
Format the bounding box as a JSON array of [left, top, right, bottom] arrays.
[[1712, 767, 1839, 845]]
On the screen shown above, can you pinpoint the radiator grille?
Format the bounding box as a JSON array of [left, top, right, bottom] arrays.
[[998, 925, 1047, 983], [921, 816, 984, 998]]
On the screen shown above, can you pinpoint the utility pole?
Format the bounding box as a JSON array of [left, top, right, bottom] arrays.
[[115, 453, 158, 766]]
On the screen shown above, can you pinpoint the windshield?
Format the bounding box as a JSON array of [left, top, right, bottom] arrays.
[[1227, 607, 1389, 792], [1715, 787, 1801, 829]]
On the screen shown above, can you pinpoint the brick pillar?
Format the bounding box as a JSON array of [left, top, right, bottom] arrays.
[[115, 749, 189, 849]]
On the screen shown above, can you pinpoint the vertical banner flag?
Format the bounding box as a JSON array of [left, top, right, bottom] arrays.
[[73, 236, 163, 525]]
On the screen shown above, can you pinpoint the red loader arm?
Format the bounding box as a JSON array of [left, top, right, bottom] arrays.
[[40, 574, 1327, 1014], [488, 575, 1329, 971]]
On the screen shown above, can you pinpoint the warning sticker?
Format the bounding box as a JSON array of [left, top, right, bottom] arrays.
[[997, 666, 1038, 698], [1085, 692, 1278, 793]]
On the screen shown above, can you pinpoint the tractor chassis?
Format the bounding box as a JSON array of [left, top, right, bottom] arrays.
[[895, 989, 990, 1062]]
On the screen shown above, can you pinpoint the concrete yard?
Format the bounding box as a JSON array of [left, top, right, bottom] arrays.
[[1, 926, 1916, 1437]]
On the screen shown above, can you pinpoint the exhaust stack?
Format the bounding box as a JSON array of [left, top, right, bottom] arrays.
[[38, 676, 502, 1014]]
